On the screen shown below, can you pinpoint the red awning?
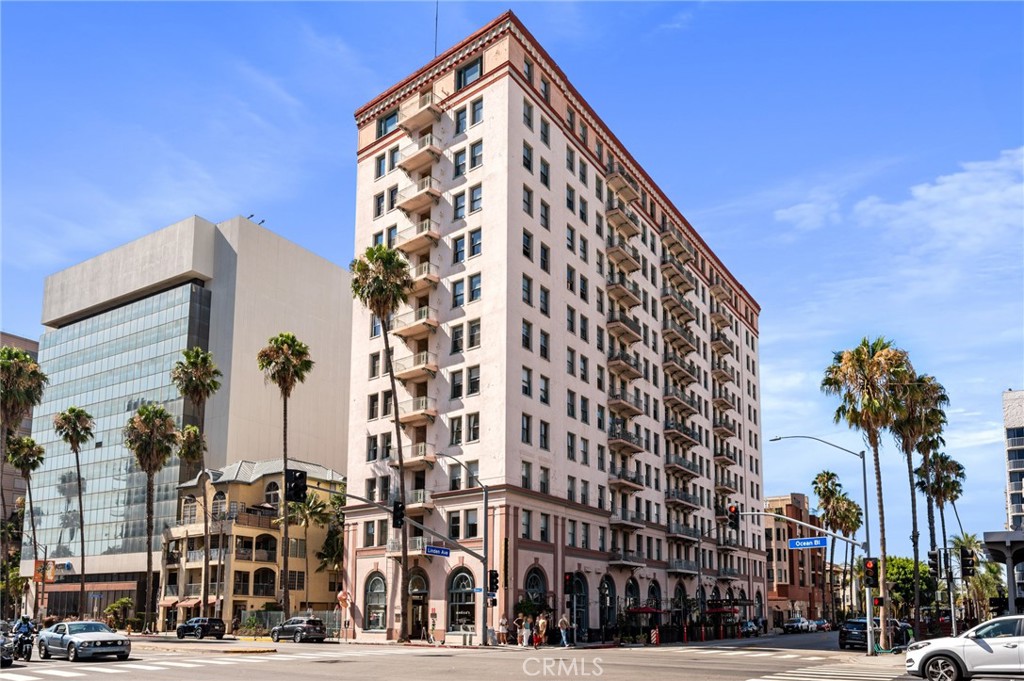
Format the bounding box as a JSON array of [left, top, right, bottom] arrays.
[[206, 595, 222, 605], [178, 598, 201, 608], [705, 607, 739, 614], [158, 597, 178, 608], [628, 606, 666, 614]]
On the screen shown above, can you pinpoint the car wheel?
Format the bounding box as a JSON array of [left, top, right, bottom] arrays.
[[39, 641, 51, 659], [924, 655, 961, 681], [294, 631, 303, 643], [117, 653, 129, 661], [177, 629, 185, 639], [271, 631, 280, 642], [68, 644, 79, 662], [1, 657, 11, 668], [195, 628, 204, 640], [23, 644, 32, 662]]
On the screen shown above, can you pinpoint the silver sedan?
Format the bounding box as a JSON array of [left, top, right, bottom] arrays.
[[38, 621, 131, 661]]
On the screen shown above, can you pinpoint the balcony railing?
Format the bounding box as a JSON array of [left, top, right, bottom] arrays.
[[710, 276, 734, 301], [392, 351, 438, 381], [664, 386, 698, 413], [409, 261, 440, 292], [711, 332, 736, 356], [407, 489, 432, 506], [396, 176, 442, 213], [665, 454, 700, 477], [234, 547, 277, 562], [713, 417, 738, 439], [605, 237, 641, 272], [606, 163, 640, 203], [606, 274, 642, 307], [387, 536, 428, 553], [710, 302, 735, 329], [607, 312, 642, 344], [608, 550, 646, 565], [605, 200, 641, 238], [611, 508, 645, 526], [397, 133, 442, 174], [391, 305, 439, 340], [398, 396, 438, 425], [711, 361, 738, 385], [608, 391, 644, 417], [607, 428, 644, 453], [607, 351, 642, 379], [666, 489, 701, 508], [389, 442, 436, 470], [398, 91, 442, 132], [608, 466, 643, 489], [661, 223, 695, 262], [666, 523, 701, 540], [163, 585, 179, 597], [714, 447, 738, 466], [664, 420, 700, 447], [667, 559, 699, 574], [253, 584, 275, 597], [395, 219, 441, 255]]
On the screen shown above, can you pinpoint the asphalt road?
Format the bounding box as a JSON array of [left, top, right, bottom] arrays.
[[3, 632, 911, 681]]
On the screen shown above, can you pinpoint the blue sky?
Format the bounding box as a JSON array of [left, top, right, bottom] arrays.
[[3, 2, 1022, 560]]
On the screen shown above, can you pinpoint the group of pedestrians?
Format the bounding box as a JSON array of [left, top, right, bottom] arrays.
[[497, 612, 572, 648]]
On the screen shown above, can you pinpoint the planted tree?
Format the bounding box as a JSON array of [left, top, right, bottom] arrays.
[[278, 492, 330, 608], [7, 436, 45, 615], [53, 406, 94, 615], [812, 470, 841, 620]]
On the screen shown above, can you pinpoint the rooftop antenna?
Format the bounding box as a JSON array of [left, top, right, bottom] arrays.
[[434, 0, 439, 57]]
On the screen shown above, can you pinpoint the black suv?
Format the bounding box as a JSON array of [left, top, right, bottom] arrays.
[[270, 617, 327, 643], [838, 618, 912, 649], [176, 617, 226, 640]]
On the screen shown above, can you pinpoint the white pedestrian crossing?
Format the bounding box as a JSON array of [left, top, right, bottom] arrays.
[[746, 662, 908, 681], [2, 674, 42, 681], [33, 670, 86, 678]]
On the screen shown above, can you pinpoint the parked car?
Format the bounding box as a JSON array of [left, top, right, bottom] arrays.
[[839, 618, 912, 649], [37, 621, 130, 661], [907, 615, 1024, 680], [814, 619, 832, 632], [176, 617, 226, 640], [1, 632, 13, 668], [783, 617, 810, 634], [740, 621, 760, 638], [271, 617, 327, 643]]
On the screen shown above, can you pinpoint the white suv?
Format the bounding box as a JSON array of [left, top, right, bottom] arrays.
[[906, 615, 1024, 680]]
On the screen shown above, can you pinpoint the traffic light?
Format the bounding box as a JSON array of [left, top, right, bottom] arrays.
[[564, 572, 573, 609], [872, 596, 884, 608], [864, 557, 879, 588], [284, 469, 307, 503], [391, 500, 405, 528], [488, 569, 499, 593], [727, 504, 740, 530], [961, 548, 976, 578], [927, 550, 941, 577]]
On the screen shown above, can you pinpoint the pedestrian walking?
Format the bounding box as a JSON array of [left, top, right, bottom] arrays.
[[513, 614, 524, 646], [536, 612, 548, 648], [498, 614, 508, 645], [558, 613, 571, 647], [522, 615, 533, 648]]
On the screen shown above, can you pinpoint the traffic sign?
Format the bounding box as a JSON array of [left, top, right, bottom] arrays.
[[425, 545, 451, 557], [472, 587, 484, 593], [488, 592, 497, 598], [788, 537, 828, 550]]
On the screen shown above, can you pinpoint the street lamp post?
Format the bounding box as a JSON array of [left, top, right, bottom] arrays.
[[435, 452, 489, 647], [769, 435, 874, 656]]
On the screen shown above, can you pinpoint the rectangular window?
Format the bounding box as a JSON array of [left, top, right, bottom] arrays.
[[539, 330, 550, 360], [539, 420, 549, 450], [567, 390, 577, 418], [467, 365, 480, 394], [540, 118, 550, 146], [521, 413, 532, 444], [453, 148, 467, 177], [579, 198, 588, 224], [451, 370, 464, 399], [540, 513, 550, 542], [523, 186, 534, 216], [566, 185, 576, 212], [522, 366, 533, 396], [568, 520, 577, 547], [566, 225, 576, 251], [522, 320, 533, 350], [524, 58, 534, 82], [540, 243, 550, 272], [465, 509, 479, 538], [455, 107, 468, 134], [567, 432, 576, 460], [450, 416, 463, 445], [451, 324, 464, 354], [387, 185, 398, 211], [469, 273, 482, 302], [376, 110, 398, 139], [523, 99, 534, 129], [566, 307, 576, 334], [540, 78, 550, 102], [453, 192, 466, 219], [470, 141, 483, 169], [566, 148, 575, 172], [469, 185, 483, 212], [540, 466, 550, 493], [539, 375, 550, 404], [522, 275, 533, 305], [540, 201, 550, 230], [453, 235, 466, 263], [466, 412, 480, 441], [366, 436, 378, 461], [389, 146, 400, 170], [579, 160, 588, 185], [452, 279, 465, 307], [368, 394, 380, 420], [468, 319, 481, 348], [448, 511, 461, 539], [387, 225, 397, 247], [523, 142, 534, 171], [521, 509, 532, 539], [374, 154, 386, 179], [523, 229, 534, 259], [471, 98, 484, 124], [540, 159, 550, 187], [456, 57, 482, 90], [369, 352, 381, 378], [539, 286, 550, 315], [373, 192, 385, 218]]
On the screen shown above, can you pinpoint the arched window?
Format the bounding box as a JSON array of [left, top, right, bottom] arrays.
[[624, 578, 639, 609], [364, 572, 386, 630], [525, 567, 547, 605], [599, 576, 616, 628], [646, 580, 662, 626], [181, 495, 197, 524], [212, 491, 227, 518], [265, 481, 280, 507], [447, 569, 476, 632], [253, 568, 275, 597], [755, 591, 764, 621], [572, 573, 589, 630], [739, 589, 748, 620], [672, 583, 688, 625]]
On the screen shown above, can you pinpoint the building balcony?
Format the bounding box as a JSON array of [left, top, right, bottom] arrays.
[[392, 351, 438, 382], [665, 454, 700, 478], [709, 276, 734, 301], [666, 489, 701, 510], [606, 274, 642, 308], [404, 489, 434, 512], [386, 536, 429, 555], [388, 442, 436, 471], [607, 351, 642, 380], [233, 547, 277, 563], [408, 261, 440, 295], [607, 312, 642, 345], [606, 164, 640, 203], [663, 386, 698, 415], [398, 91, 442, 132], [664, 420, 700, 448], [666, 523, 701, 542], [397, 133, 442, 174], [391, 305, 439, 341], [717, 536, 741, 552], [395, 219, 441, 257], [710, 361, 737, 385], [608, 550, 646, 567], [185, 548, 228, 564], [605, 237, 641, 273], [661, 224, 695, 263], [606, 201, 640, 239], [662, 320, 697, 354], [709, 303, 735, 330], [714, 505, 730, 522], [715, 475, 739, 494], [662, 352, 698, 385], [712, 417, 738, 440], [610, 508, 645, 529], [710, 332, 735, 356], [660, 254, 691, 290], [608, 428, 645, 454], [608, 391, 643, 418], [712, 389, 737, 412], [718, 567, 742, 581], [714, 447, 738, 466], [667, 559, 699, 575], [396, 176, 442, 214], [397, 396, 438, 426], [1009, 460, 1024, 472], [608, 466, 644, 492]]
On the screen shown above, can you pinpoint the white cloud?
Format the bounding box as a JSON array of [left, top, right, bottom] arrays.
[[773, 191, 841, 232], [658, 10, 693, 31]]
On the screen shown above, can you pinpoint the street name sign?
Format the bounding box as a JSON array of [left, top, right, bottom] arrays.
[[788, 537, 828, 550], [425, 545, 451, 557]]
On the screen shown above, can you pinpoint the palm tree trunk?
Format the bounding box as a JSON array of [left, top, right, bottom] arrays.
[[829, 533, 838, 622], [202, 471, 211, 618], [145, 471, 155, 632], [871, 437, 889, 649], [922, 454, 939, 628], [382, 330, 410, 641], [74, 446, 87, 617], [939, 504, 951, 625], [304, 526, 310, 609], [26, 476, 40, 616], [841, 539, 850, 617], [282, 395, 290, 618], [0, 433, 7, 620], [905, 449, 921, 639]]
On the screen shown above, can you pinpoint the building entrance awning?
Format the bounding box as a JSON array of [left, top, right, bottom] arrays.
[[158, 597, 178, 608], [178, 598, 201, 608]]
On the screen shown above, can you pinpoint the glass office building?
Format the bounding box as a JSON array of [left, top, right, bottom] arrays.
[[27, 281, 210, 616]]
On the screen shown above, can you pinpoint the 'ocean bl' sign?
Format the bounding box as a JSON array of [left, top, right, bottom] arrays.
[[788, 537, 828, 550]]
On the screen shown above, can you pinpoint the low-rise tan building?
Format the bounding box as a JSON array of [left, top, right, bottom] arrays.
[[157, 459, 345, 631], [765, 493, 834, 627]]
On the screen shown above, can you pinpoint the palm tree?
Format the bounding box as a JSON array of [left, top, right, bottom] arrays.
[[821, 336, 910, 647], [53, 406, 95, 615], [315, 525, 345, 600], [6, 436, 45, 615], [834, 494, 863, 617], [890, 373, 948, 637], [277, 492, 331, 609], [257, 333, 314, 618], [0, 345, 48, 615], [350, 244, 412, 639], [123, 403, 179, 632], [171, 347, 222, 618], [929, 452, 965, 621], [811, 470, 841, 620]]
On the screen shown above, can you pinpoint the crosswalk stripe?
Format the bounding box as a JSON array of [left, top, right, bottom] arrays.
[[80, 667, 128, 674], [194, 659, 236, 665], [212, 657, 269, 662], [775, 654, 799, 659], [32, 671, 86, 678], [744, 652, 777, 657], [109, 664, 168, 671], [148, 661, 200, 667], [803, 656, 826, 660], [1, 673, 42, 681], [694, 649, 724, 654]]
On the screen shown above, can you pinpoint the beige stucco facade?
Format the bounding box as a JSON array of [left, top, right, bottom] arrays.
[[344, 12, 766, 643]]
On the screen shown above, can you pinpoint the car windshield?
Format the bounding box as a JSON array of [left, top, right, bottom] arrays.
[[306, 619, 324, 626], [844, 621, 866, 630], [68, 623, 113, 635]]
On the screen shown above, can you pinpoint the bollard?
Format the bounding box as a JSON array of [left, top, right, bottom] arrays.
[[650, 627, 660, 646]]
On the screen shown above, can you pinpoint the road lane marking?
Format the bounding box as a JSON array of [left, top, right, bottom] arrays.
[[151, 661, 201, 667], [31, 671, 86, 678], [108, 664, 168, 671], [82, 668, 130, 674], [744, 652, 777, 657], [2, 674, 42, 681], [194, 659, 236, 664]]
